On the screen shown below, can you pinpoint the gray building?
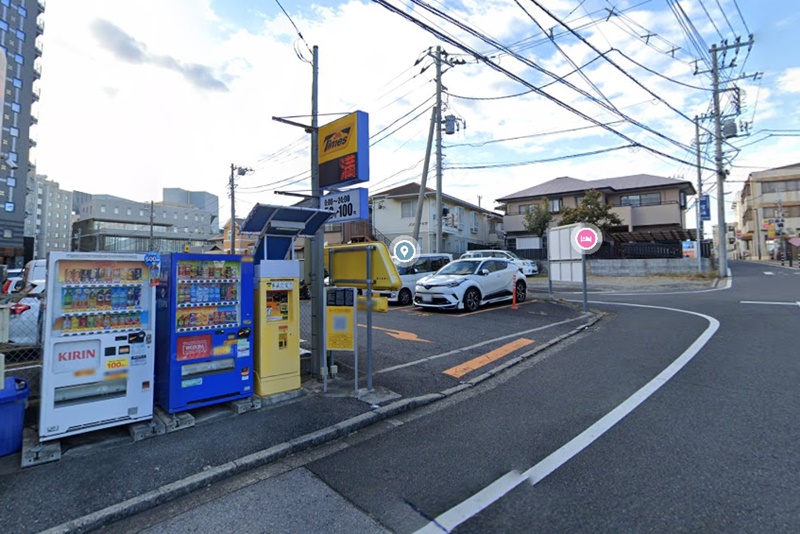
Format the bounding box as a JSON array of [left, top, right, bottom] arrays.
[[73, 190, 219, 253], [24, 173, 72, 258], [163, 188, 219, 230], [0, 0, 45, 267]]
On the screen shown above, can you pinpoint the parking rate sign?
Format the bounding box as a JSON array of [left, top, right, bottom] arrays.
[[321, 188, 369, 224]]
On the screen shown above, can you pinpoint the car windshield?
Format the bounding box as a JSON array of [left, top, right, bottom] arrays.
[[436, 260, 481, 276], [504, 251, 522, 260]]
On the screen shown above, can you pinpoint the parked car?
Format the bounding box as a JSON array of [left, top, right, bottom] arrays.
[[460, 250, 538, 276], [2, 268, 24, 294], [375, 253, 453, 306], [7, 281, 45, 346], [414, 258, 527, 312]]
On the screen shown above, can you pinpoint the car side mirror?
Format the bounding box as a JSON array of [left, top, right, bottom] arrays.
[[480, 269, 490, 276]]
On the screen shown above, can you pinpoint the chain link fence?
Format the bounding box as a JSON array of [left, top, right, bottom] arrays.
[[1, 292, 45, 399]]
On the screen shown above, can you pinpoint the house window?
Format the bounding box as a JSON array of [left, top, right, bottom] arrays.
[[114, 206, 119, 214], [139, 209, 145, 217], [620, 193, 660, 207], [127, 208, 132, 216], [518, 204, 532, 215], [549, 199, 562, 213], [100, 205, 106, 213], [401, 200, 417, 218]]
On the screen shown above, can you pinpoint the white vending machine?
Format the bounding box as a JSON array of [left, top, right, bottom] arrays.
[[39, 252, 157, 441]]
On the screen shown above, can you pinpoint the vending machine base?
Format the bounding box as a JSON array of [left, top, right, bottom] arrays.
[[254, 371, 300, 397]]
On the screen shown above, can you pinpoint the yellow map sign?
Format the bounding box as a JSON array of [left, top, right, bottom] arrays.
[[326, 306, 355, 351]]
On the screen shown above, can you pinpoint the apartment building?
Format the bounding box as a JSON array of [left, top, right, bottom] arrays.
[[23, 173, 72, 258], [496, 174, 697, 249], [370, 183, 503, 255], [0, 0, 45, 267], [737, 162, 800, 260]]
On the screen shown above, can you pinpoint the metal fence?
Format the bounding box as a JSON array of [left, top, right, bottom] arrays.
[[1, 292, 45, 399]]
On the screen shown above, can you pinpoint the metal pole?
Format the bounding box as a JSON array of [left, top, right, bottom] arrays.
[[695, 117, 703, 273], [310, 45, 326, 379], [711, 44, 728, 278], [413, 105, 437, 246], [547, 229, 553, 298], [434, 46, 443, 254], [366, 245, 373, 391], [581, 252, 588, 312], [229, 164, 236, 254]]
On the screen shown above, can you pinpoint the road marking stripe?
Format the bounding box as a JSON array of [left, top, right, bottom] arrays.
[[764, 271, 775, 275], [442, 338, 534, 378], [740, 300, 800, 306], [375, 314, 591, 375], [414, 302, 720, 534]]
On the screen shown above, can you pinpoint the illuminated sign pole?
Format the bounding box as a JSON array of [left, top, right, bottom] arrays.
[[317, 110, 370, 381]]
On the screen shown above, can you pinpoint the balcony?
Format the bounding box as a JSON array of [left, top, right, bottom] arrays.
[[611, 201, 682, 230], [502, 214, 527, 233], [37, 0, 45, 13], [34, 41, 43, 57], [33, 63, 42, 79], [30, 115, 38, 125], [32, 86, 40, 101], [36, 18, 44, 35]]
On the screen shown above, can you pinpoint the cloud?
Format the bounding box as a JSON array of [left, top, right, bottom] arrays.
[[90, 19, 228, 92], [777, 67, 800, 93]]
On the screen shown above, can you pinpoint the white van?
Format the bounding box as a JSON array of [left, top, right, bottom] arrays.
[[378, 253, 453, 306]]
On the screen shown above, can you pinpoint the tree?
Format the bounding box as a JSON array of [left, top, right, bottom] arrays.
[[559, 189, 622, 232], [522, 197, 553, 237]]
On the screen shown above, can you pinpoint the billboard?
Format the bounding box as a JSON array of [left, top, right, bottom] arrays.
[[318, 111, 370, 190]]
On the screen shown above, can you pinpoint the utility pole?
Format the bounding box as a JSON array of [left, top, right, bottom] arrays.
[[228, 163, 252, 254], [434, 46, 443, 253], [695, 117, 703, 273], [412, 105, 436, 247], [310, 45, 325, 379], [710, 44, 728, 278]]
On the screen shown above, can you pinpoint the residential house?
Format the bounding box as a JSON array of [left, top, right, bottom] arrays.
[[370, 183, 503, 255], [218, 218, 258, 255], [496, 174, 697, 250], [737, 163, 800, 260]]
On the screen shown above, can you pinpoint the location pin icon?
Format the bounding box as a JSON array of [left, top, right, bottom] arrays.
[[400, 245, 409, 258]]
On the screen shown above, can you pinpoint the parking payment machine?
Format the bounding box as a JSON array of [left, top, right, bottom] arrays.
[[240, 204, 333, 397]]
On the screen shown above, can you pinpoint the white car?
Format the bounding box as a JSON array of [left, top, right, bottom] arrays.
[[414, 258, 527, 312], [376, 253, 452, 306], [6, 281, 45, 346], [460, 250, 538, 276]]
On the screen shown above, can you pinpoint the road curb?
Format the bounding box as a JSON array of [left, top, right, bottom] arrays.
[[40, 311, 602, 534]]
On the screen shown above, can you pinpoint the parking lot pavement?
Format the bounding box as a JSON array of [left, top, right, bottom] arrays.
[[0, 299, 597, 534]]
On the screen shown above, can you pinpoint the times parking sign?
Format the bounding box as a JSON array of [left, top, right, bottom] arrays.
[[320, 188, 369, 223]]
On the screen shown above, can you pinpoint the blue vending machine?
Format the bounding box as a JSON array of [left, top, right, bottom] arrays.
[[155, 253, 255, 413]]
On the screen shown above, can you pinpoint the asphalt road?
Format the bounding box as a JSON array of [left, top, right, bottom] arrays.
[[41, 261, 800, 532]]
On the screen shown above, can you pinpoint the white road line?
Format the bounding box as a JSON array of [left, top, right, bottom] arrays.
[[375, 315, 592, 375], [740, 300, 800, 307], [414, 302, 720, 534], [764, 271, 775, 275]]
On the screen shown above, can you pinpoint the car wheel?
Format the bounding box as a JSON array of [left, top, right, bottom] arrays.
[[515, 280, 527, 303], [462, 287, 481, 312], [398, 288, 413, 306]]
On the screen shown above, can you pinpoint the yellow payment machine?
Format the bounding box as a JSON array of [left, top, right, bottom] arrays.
[[254, 263, 300, 395], [240, 204, 334, 397]]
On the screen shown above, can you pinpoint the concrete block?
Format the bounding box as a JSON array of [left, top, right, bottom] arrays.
[[230, 395, 262, 415], [154, 407, 196, 432], [128, 417, 167, 442], [21, 428, 61, 468]]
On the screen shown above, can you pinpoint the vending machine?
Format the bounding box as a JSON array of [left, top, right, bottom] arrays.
[[155, 254, 254, 413], [39, 252, 157, 441]]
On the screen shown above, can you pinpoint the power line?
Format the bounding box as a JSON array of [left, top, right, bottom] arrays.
[[447, 144, 636, 170], [372, 0, 713, 170], [274, 0, 312, 56]]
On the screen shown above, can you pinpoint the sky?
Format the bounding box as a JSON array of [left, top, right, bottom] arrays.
[[33, 0, 800, 235]]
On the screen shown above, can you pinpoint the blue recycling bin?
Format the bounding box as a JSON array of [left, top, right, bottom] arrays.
[[0, 377, 29, 456]]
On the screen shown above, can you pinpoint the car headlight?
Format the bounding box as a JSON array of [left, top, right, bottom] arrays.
[[446, 278, 467, 288]]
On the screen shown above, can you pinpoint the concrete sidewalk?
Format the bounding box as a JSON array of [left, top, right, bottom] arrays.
[[0, 303, 600, 534]]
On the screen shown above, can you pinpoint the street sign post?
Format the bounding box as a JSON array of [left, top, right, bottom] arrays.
[[699, 195, 711, 221]]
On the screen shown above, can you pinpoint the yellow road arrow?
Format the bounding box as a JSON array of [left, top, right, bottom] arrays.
[[358, 324, 432, 343]]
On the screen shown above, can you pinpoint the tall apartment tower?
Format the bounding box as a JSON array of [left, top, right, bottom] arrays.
[[0, 0, 45, 268]]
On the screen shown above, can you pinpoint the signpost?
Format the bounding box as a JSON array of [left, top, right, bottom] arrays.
[[320, 188, 369, 224], [548, 223, 601, 312], [699, 195, 711, 222]]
